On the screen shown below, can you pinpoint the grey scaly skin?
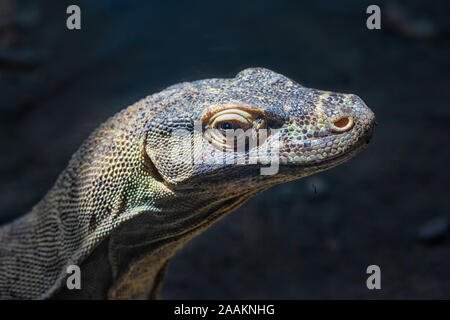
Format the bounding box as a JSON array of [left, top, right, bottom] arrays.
[[0, 68, 375, 299]]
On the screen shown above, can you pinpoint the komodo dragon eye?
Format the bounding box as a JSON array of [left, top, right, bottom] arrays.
[[219, 122, 232, 130], [203, 107, 267, 151], [211, 109, 254, 132]]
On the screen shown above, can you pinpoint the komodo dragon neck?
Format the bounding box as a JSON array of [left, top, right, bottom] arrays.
[[0, 68, 375, 299]]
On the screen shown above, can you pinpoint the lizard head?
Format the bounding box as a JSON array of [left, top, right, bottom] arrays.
[[144, 68, 375, 207]]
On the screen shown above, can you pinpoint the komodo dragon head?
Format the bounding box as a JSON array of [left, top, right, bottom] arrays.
[[0, 68, 375, 300], [144, 67, 375, 214]]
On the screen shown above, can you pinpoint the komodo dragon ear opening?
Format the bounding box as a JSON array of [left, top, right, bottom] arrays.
[[144, 134, 196, 186], [142, 140, 165, 184]]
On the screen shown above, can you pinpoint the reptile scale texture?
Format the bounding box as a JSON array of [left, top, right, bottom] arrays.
[[0, 68, 375, 299]]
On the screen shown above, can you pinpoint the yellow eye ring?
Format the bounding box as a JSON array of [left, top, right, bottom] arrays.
[[210, 109, 253, 132], [203, 106, 266, 150]]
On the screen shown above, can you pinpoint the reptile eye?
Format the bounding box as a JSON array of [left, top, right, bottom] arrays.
[[211, 112, 252, 132], [203, 106, 266, 151], [219, 122, 233, 130]]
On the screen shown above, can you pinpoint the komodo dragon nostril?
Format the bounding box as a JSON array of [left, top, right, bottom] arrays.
[[330, 116, 354, 133]]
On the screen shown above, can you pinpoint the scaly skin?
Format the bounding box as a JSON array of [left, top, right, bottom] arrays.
[[0, 68, 375, 299]]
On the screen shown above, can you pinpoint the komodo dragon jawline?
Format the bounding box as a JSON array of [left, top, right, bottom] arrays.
[[0, 68, 375, 299]]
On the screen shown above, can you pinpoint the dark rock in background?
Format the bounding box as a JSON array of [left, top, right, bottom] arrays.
[[0, 0, 449, 298]]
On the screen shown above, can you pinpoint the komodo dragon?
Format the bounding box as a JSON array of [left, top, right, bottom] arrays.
[[0, 68, 375, 299]]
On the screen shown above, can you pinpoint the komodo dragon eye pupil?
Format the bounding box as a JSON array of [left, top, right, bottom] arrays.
[[219, 122, 233, 130]]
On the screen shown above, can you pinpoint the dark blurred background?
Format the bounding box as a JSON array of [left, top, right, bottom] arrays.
[[0, 0, 449, 298]]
